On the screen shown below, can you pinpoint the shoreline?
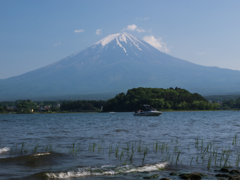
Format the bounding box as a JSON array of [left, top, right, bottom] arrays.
[[0, 109, 239, 115]]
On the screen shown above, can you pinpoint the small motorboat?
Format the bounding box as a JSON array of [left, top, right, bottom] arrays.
[[134, 104, 162, 116]]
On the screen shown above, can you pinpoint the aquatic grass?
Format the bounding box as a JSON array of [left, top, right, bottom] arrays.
[[131, 143, 135, 154], [70, 143, 76, 154], [4, 134, 240, 170], [142, 146, 148, 164], [215, 153, 218, 166], [70, 142, 80, 155], [201, 139, 204, 152], [108, 144, 113, 156], [115, 145, 119, 158], [233, 134, 237, 145], [174, 144, 179, 152], [190, 156, 194, 165], [129, 152, 134, 163], [196, 155, 199, 162], [201, 147, 208, 159], [161, 142, 166, 153], [127, 142, 129, 150], [32, 144, 39, 153], [98, 142, 101, 152], [119, 149, 124, 160], [20, 142, 30, 154], [20, 142, 25, 154], [100, 136, 240, 168], [236, 154, 240, 167], [170, 155, 174, 165], [207, 155, 212, 169], [175, 150, 181, 164], [164, 152, 171, 162], [195, 138, 199, 148], [154, 142, 158, 152], [166, 144, 169, 153], [138, 140, 142, 152], [45, 144, 52, 152], [122, 157, 128, 165], [92, 142, 96, 151], [223, 149, 231, 167]]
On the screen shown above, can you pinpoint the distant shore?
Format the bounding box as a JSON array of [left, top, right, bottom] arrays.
[[1, 109, 239, 115]]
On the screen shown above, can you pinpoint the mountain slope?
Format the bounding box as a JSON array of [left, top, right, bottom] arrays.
[[0, 32, 240, 100]]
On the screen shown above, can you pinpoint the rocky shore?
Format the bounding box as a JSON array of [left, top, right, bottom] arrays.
[[142, 168, 240, 180]]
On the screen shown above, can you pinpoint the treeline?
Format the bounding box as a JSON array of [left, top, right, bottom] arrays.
[[0, 100, 106, 113], [0, 88, 223, 113], [0, 100, 38, 113], [60, 100, 106, 112], [0, 100, 60, 108], [204, 95, 240, 102], [103, 87, 220, 112], [221, 98, 240, 109]]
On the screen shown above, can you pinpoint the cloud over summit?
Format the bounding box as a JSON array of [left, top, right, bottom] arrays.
[[123, 24, 146, 33], [143, 35, 169, 53]]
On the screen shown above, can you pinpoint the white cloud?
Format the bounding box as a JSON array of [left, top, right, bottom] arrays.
[[197, 52, 205, 55], [143, 35, 169, 53], [136, 17, 149, 20], [53, 42, 61, 47], [136, 28, 145, 33], [123, 24, 146, 33], [127, 24, 137, 31], [74, 29, 84, 33], [96, 29, 102, 35]]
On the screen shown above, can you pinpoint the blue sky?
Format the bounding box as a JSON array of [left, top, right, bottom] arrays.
[[1, 0, 240, 79]]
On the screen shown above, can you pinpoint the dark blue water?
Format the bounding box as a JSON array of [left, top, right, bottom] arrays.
[[0, 111, 240, 179]]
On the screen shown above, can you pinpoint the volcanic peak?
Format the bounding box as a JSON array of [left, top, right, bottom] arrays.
[[94, 32, 149, 52]]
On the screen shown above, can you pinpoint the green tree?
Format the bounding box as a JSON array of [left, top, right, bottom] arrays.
[[103, 87, 212, 112], [236, 98, 240, 109], [165, 101, 171, 109]]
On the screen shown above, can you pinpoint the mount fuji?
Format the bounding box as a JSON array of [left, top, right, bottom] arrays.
[[1, 32, 240, 100]]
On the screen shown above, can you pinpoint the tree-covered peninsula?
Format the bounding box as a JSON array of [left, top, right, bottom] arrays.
[[103, 87, 220, 112]]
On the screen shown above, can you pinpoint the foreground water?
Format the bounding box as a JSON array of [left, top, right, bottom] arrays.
[[0, 111, 240, 180]]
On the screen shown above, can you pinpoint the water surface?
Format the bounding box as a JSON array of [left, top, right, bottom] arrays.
[[0, 111, 240, 179]]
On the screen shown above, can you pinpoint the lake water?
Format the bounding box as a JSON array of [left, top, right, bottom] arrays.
[[0, 111, 240, 180]]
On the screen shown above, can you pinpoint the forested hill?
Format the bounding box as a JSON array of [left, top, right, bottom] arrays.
[[103, 87, 220, 112]]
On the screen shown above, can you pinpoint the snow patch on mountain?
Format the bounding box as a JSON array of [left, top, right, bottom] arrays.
[[96, 33, 120, 46], [124, 33, 142, 51], [95, 32, 151, 54], [119, 34, 127, 44], [116, 38, 127, 53], [125, 33, 151, 51]]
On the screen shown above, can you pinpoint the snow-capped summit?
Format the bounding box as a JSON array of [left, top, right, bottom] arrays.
[[93, 32, 151, 55], [95, 33, 121, 46], [95, 32, 147, 50], [0, 32, 240, 100]]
